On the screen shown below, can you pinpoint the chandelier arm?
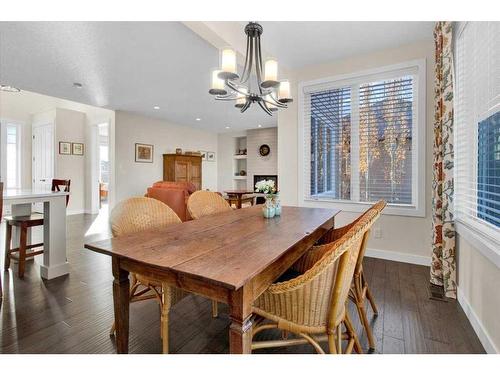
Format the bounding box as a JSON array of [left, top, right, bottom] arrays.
[[226, 80, 251, 97], [240, 99, 252, 113], [215, 96, 239, 101], [263, 95, 288, 108], [241, 37, 254, 84], [241, 34, 251, 83], [255, 37, 264, 91], [258, 101, 273, 116], [257, 35, 263, 74]]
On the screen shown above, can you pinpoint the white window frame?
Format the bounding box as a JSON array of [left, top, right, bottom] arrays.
[[298, 59, 427, 217], [453, 21, 500, 268], [1, 118, 23, 189]]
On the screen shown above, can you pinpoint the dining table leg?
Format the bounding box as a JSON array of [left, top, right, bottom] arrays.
[[228, 286, 253, 354], [112, 257, 130, 354]]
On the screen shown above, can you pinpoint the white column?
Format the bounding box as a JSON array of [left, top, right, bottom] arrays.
[[36, 194, 69, 279]]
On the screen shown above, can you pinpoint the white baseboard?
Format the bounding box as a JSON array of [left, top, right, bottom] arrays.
[[457, 287, 498, 354], [66, 209, 85, 216], [365, 247, 431, 266]]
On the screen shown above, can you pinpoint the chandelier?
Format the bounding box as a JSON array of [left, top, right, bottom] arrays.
[[208, 22, 292, 116]]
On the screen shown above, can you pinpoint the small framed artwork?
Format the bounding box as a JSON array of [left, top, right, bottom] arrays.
[[59, 142, 71, 155], [135, 143, 154, 163], [72, 142, 84, 156], [200, 151, 207, 161], [207, 151, 215, 162]]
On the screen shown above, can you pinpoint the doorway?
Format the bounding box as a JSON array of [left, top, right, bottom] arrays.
[[97, 123, 109, 212]]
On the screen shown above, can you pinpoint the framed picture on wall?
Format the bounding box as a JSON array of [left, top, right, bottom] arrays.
[[135, 143, 154, 163], [59, 141, 71, 155], [207, 151, 215, 162], [72, 142, 84, 156]]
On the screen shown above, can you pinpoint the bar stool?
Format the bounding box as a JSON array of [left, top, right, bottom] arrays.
[[4, 179, 70, 278]]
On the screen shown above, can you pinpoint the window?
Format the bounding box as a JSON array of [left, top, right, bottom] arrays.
[[454, 21, 500, 254], [300, 60, 425, 216], [1, 120, 22, 189]]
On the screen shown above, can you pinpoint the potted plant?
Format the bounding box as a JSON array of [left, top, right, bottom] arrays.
[[255, 179, 277, 218]]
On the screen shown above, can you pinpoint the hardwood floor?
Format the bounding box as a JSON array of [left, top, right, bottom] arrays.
[[0, 211, 485, 354]]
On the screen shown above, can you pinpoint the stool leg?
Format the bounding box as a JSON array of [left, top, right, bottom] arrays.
[[18, 225, 27, 278], [4, 223, 12, 271]]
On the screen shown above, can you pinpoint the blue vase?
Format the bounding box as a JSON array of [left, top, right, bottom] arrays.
[[262, 197, 275, 218], [273, 195, 281, 216]]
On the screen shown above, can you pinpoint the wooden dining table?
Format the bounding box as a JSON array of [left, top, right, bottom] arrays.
[[224, 189, 255, 209], [84, 205, 339, 354]]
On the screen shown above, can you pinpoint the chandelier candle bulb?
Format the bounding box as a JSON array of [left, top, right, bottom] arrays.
[[219, 48, 238, 80], [209, 69, 227, 95], [262, 59, 279, 88], [279, 80, 291, 101]]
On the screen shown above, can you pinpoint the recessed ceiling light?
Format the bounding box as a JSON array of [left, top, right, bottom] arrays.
[[258, 124, 262, 128], [195, 118, 201, 121], [225, 126, 230, 129], [0, 84, 21, 92], [153, 106, 160, 110], [73, 82, 83, 89]]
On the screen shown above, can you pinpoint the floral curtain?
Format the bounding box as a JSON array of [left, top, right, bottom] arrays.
[[431, 21, 456, 299]]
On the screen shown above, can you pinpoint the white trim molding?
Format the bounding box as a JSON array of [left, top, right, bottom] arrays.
[[365, 247, 431, 266], [457, 287, 498, 354]]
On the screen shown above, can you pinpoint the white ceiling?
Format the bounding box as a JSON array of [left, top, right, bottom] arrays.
[[0, 22, 274, 132], [0, 21, 433, 132], [258, 21, 434, 69]]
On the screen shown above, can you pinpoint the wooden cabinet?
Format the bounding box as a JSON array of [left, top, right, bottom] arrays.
[[163, 154, 202, 190]]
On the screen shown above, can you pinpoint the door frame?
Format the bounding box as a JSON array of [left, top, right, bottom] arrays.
[[89, 119, 115, 214], [0, 118, 24, 189]]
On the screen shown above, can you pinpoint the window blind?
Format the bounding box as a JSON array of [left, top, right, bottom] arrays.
[[455, 21, 500, 234], [302, 66, 418, 207]]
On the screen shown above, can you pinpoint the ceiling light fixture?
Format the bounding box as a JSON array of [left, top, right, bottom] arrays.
[[73, 82, 83, 89], [0, 84, 21, 93], [208, 22, 292, 116], [195, 118, 201, 121], [153, 106, 160, 110], [258, 124, 262, 128], [225, 126, 230, 129]]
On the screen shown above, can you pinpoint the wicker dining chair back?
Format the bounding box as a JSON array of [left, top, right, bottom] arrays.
[[253, 206, 381, 331], [187, 190, 232, 219], [110, 197, 181, 237]]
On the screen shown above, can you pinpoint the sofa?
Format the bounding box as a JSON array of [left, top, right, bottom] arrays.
[[145, 181, 196, 221]]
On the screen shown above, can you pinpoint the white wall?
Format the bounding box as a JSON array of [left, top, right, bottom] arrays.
[[114, 111, 218, 203], [54, 108, 86, 214], [457, 235, 500, 353], [246, 127, 278, 191], [0, 90, 115, 213], [278, 40, 434, 263]]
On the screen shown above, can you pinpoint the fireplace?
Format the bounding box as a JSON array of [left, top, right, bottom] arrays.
[[253, 175, 278, 204]]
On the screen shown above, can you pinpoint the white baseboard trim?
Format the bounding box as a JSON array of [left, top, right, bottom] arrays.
[[457, 287, 498, 354], [365, 247, 431, 266], [66, 209, 85, 216]]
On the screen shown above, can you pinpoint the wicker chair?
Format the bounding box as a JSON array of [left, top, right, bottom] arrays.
[[186, 190, 232, 317], [292, 200, 386, 352], [251, 205, 382, 354], [186, 190, 232, 220], [109, 197, 189, 354]]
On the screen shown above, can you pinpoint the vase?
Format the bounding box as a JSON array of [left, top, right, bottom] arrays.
[[262, 196, 275, 218], [273, 195, 281, 216]]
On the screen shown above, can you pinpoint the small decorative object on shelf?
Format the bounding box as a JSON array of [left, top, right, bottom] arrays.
[[176, 148, 182, 155], [255, 179, 277, 218], [240, 170, 247, 176]]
